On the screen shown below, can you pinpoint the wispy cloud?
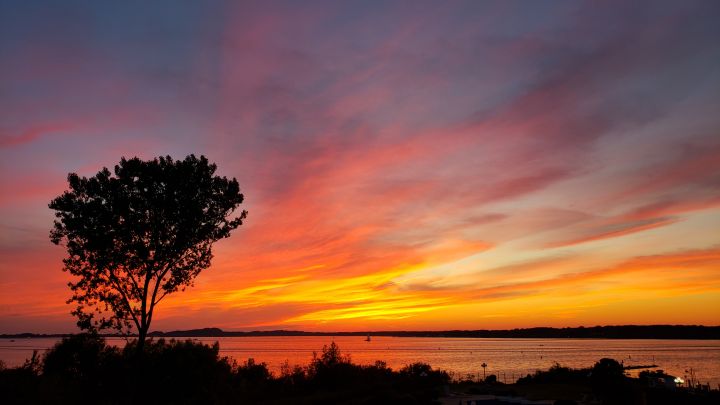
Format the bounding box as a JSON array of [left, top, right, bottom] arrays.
[[1, 0, 719, 332]]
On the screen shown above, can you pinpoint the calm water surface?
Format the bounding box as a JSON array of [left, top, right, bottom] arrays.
[[2, 337, 718, 386]]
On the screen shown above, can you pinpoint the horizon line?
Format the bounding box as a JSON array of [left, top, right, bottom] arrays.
[[4, 324, 720, 338]]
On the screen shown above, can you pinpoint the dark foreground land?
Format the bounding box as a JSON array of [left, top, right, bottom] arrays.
[[1, 335, 718, 405]]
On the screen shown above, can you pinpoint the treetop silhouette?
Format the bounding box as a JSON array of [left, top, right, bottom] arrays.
[[49, 155, 247, 350]]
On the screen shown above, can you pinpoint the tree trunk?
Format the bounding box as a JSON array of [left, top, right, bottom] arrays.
[[137, 327, 147, 354]]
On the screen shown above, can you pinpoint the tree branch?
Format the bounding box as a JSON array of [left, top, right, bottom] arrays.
[[106, 270, 141, 332], [124, 267, 142, 299], [147, 262, 175, 327], [154, 290, 170, 306], [140, 261, 154, 333]]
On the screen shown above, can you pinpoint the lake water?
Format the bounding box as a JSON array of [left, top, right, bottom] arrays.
[[2, 337, 719, 387]]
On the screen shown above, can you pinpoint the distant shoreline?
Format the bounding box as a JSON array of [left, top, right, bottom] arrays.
[[3, 325, 719, 339]]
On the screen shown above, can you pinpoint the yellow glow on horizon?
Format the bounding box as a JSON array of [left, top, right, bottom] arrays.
[[149, 242, 720, 331]]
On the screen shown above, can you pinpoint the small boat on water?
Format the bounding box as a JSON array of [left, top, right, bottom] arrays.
[[365, 335, 371, 342]]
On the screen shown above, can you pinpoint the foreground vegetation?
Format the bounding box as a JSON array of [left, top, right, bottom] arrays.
[[452, 359, 720, 405], [2, 335, 719, 404], [0, 335, 449, 404]]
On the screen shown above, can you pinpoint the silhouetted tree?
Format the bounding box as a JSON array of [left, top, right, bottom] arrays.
[[591, 358, 630, 403], [591, 358, 625, 383], [49, 155, 247, 351]]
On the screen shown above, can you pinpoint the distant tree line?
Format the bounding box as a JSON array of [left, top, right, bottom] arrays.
[[5, 325, 719, 340], [114, 324, 720, 339]]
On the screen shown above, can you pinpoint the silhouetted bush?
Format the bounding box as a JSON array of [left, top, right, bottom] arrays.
[[235, 357, 271, 382], [43, 334, 121, 381], [0, 351, 43, 404], [127, 338, 236, 403], [396, 362, 450, 402], [590, 358, 637, 405], [517, 362, 588, 385], [38, 334, 123, 402], [278, 359, 307, 388], [591, 358, 625, 382]]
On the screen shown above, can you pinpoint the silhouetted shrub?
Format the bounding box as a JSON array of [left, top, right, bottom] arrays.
[[590, 358, 634, 404], [0, 351, 43, 404], [43, 334, 120, 382], [279, 359, 307, 388], [231, 357, 272, 398], [306, 341, 359, 389], [125, 338, 235, 403], [399, 361, 432, 377], [38, 335, 123, 402], [517, 362, 588, 385], [591, 358, 625, 382], [308, 341, 351, 372], [235, 357, 271, 382], [397, 362, 450, 401]]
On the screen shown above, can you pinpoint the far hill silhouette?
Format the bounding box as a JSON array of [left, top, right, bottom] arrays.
[[146, 325, 720, 339], [7, 325, 718, 339]]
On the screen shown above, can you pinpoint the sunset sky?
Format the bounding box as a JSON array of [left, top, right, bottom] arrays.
[[1, 0, 719, 333]]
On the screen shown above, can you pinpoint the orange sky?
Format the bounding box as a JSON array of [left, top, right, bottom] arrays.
[[1, 1, 720, 333]]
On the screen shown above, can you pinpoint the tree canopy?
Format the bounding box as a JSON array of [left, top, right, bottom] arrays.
[[49, 155, 246, 348]]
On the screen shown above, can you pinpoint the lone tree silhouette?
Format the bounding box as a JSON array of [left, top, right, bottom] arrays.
[[49, 155, 246, 351]]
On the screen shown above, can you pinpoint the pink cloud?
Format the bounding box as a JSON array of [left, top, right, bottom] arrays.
[[545, 217, 679, 249], [0, 123, 77, 148]]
